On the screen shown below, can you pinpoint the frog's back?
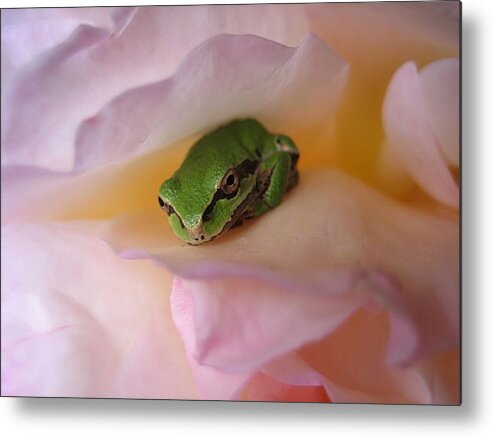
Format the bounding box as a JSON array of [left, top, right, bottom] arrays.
[[184, 119, 269, 166], [163, 120, 267, 220]]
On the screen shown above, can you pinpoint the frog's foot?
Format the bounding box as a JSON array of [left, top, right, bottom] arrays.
[[235, 208, 256, 223], [240, 198, 272, 219]]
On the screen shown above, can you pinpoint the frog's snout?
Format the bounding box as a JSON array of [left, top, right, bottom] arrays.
[[188, 224, 207, 244], [192, 234, 206, 243]]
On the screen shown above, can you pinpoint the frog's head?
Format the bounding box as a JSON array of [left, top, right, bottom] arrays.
[[158, 158, 259, 245]]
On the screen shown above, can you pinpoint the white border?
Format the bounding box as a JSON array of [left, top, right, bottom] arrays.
[[2, 1, 492, 436]]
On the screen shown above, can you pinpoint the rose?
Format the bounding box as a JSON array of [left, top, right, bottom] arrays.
[[1, 3, 459, 403]]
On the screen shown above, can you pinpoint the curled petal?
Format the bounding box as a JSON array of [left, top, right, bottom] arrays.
[[2, 33, 348, 223], [419, 58, 459, 166], [104, 170, 458, 402], [71, 32, 347, 173], [304, 2, 459, 179], [174, 269, 408, 374], [0, 7, 129, 82], [170, 277, 254, 400], [171, 277, 329, 402], [381, 61, 459, 207], [1, 6, 310, 174], [2, 23, 111, 172]]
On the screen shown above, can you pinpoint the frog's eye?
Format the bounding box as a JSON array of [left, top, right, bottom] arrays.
[[220, 169, 239, 195], [158, 196, 171, 215], [275, 137, 284, 151]]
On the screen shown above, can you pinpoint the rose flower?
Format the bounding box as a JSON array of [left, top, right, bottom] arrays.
[[1, 3, 459, 403]]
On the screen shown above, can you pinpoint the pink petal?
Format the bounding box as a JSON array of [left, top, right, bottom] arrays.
[[171, 270, 437, 403], [242, 352, 330, 401], [381, 61, 459, 207], [1, 222, 195, 398], [420, 58, 459, 166], [300, 310, 432, 404], [240, 372, 330, 403], [2, 32, 347, 223], [170, 277, 253, 400], [1, 297, 118, 398], [2, 6, 310, 173], [303, 2, 459, 180], [67, 32, 347, 173], [1, 8, 126, 76], [2, 24, 111, 172], [171, 278, 330, 402], [175, 269, 407, 374], [260, 353, 325, 387], [109, 315, 197, 400], [104, 170, 458, 402], [1, 5, 459, 405]]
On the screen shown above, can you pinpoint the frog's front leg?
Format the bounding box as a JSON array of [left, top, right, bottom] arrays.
[[246, 152, 295, 219]]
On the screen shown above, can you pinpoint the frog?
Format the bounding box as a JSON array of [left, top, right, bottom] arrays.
[[158, 119, 299, 245]]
